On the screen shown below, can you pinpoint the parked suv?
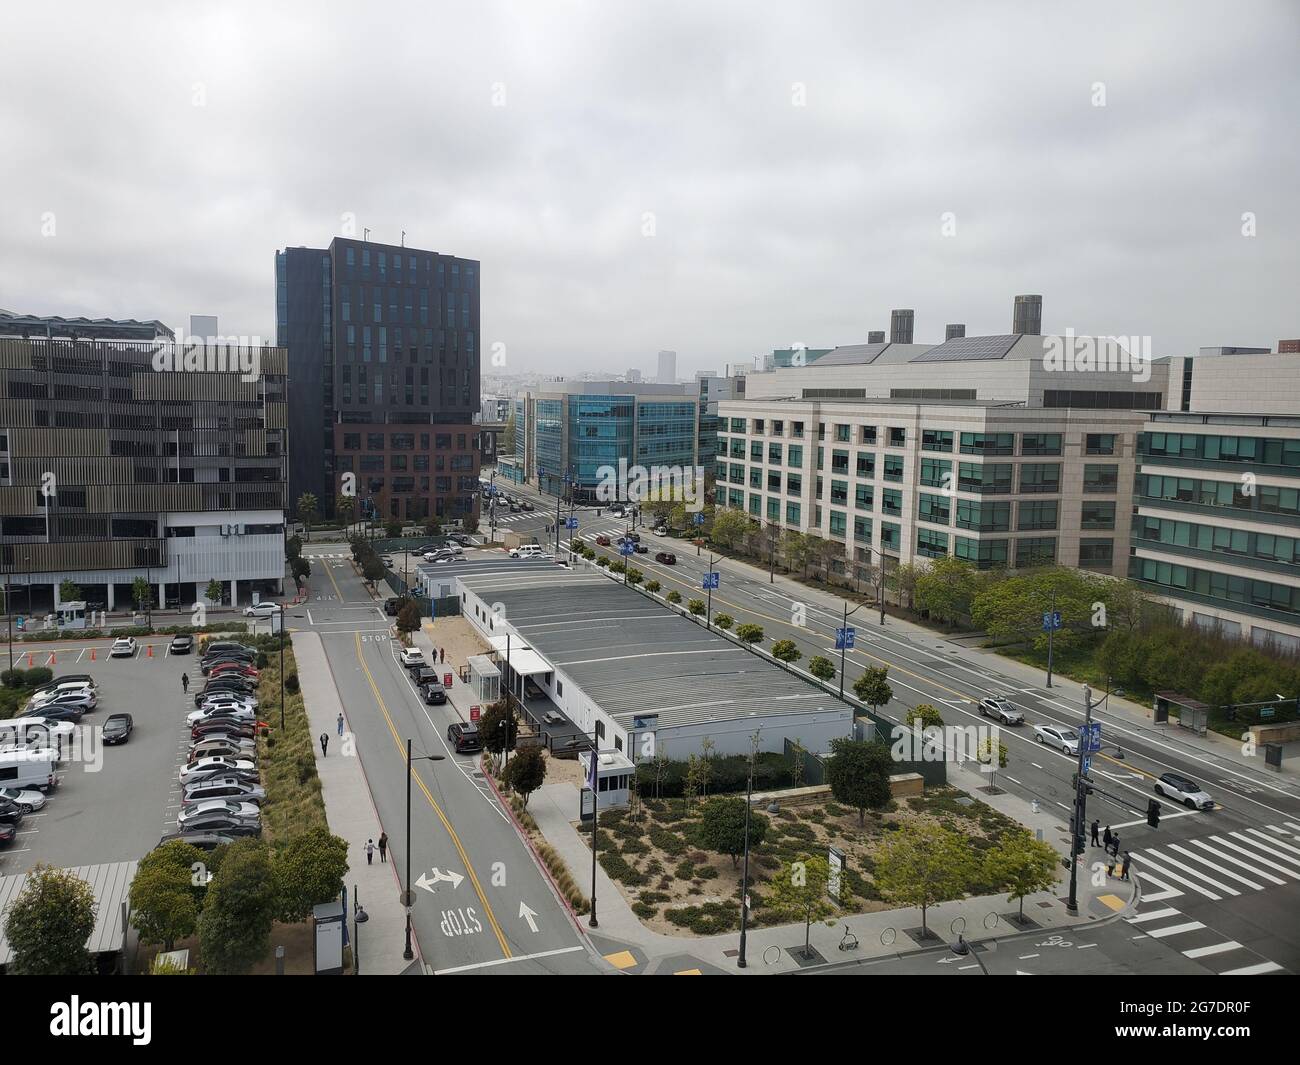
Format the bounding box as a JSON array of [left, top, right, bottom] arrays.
[[447, 722, 482, 753]]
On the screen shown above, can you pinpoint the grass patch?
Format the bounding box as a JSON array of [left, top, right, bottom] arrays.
[[254, 636, 327, 842]]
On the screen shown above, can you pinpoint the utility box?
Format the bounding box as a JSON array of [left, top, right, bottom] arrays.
[[1263, 743, 1284, 772], [312, 900, 345, 975]]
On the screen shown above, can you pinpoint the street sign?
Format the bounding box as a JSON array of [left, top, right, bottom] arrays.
[[702, 571, 720, 590], [1083, 721, 1102, 752], [827, 846, 844, 901], [620, 541, 635, 556], [1041, 611, 1062, 632], [470, 705, 481, 722], [693, 512, 705, 526], [1081, 755, 1092, 775], [835, 627, 856, 650], [565, 517, 578, 530]]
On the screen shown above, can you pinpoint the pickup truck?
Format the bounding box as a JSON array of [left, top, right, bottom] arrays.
[[399, 647, 425, 670]]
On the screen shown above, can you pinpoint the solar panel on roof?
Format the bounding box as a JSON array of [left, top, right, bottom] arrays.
[[910, 334, 1019, 362]]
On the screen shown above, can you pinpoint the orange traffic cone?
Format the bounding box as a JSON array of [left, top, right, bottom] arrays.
[[90, 647, 96, 660], [26, 653, 32, 667], [50, 651, 56, 665], [146, 644, 153, 657]]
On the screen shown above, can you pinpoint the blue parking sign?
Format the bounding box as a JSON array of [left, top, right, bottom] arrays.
[[693, 512, 705, 526], [565, 517, 578, 530]]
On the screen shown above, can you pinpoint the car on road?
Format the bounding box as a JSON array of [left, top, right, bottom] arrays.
[[978, 696, 1024, 725], [412, 666, 440, 687], [382, 555, 395, 568], [0, 786, 46, 812], [609, 505, 626, 518], [596, 535, 611, 546], [510, 544, 546, 559], [102, 713, 134, 745], [169, 634, 194, 655], [542, 710, 565, 727], [520, 501, 534, 511], [110, 637, 137, 658], [507, 502, 520, 513], [1032, 723, 1078, 755], [243, 602, 282, 619], [0, 822, 15, 847], [400, 647, 425, 670], [182, 777, 267, 806], [446, 722, 482, 753], [179, 757, 257, 785], [653, 525, 669, 536], [1155, 772, 1214, 810], [420, 680, 447, 705], [654, 551, 677, 564]]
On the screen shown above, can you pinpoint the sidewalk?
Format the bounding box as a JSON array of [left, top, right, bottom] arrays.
[[527, 778, 1133, 975], [292, 630, 421, 974]]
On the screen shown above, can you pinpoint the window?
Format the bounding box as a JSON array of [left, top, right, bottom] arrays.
[[854, 484, 873, 510], [1085, 433, 1116, 456], [752, 418, 765, 434], [1019, 463, 1061, 494], [1083, 464, 1118, 493], [960, 432, 1014, 456], [955, 499, 1011, 532], [917, 529, 949, 558], [888, 427, 906, 448], [883, 456, 904, 482], [855, 452, 874, 478], [785, 502, 801, 525], [1080, 501, 1116, 529], [788, 445, 803, 467], [751, 441, 764, 462], [919, 457, 951, 488], [830, 511, 847, 536], [768, 442, 782, 464], [831, 450, 850, 475], [860, 426, 877, 445], [959, 462, 1013, 494], [787, 473, 802, 495], [730, 418, 745, 433], [882, 488, 903, 516], [771, 420, 784, 436], [793, 421, 805, 438], [367, 433, 385, 450], [880, 522, 901, 550], [917, 493, 951, 526], [767, 471, 782, 492], [1020, 433, 1062, 456], [853, 516, 872, 544], [954, 536, 1008, 569], [1018, 500, 1058, 531], [830, 480, 848, 506], [749, 494, 762, 516], [749, 467, 762, 489], [921, 429, 953, 452], [1079, 539, 1114, 568], [1015, 537, 1057, 567]]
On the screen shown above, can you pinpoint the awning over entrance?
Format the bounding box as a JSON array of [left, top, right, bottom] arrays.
[[487, 635, 552, 677]]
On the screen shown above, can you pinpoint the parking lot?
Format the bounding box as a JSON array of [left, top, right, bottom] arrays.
[[0, 637, 210, 874]]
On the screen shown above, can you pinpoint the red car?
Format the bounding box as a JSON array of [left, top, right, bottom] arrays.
[[595, 535, 611, 546], [655, 552, 677, 565], [0, 821, 15, 847], [208, 662, 260, 680]]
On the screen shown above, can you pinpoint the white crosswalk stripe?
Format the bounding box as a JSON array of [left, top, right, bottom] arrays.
[[1222, 961, 1285, 975], [1133, 823, 1300, 899], [1147, 921, 1206, 939]]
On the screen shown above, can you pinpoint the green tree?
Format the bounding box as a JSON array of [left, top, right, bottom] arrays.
[[808, 656, 836, 681], [626, 568, 644, 585], [204, 579, 224, 608], [766, 855, 844, 959], [915, 556, 979, 624], [59, 579, 82, 604], [813, 536, 843, 585], [985, 829, 1059, 923], [665, 590, 682, 604], [131, 576, 154, 612], [334, 495, 356, 528], [3, 864, 96, 974], [478, 699, 516, 755], [273, 828, 349, 924], [463, 513, 479, 535], [874, 822, 974, 937], [978, 736, 1009, 789], [713, 613, 733, 630], [905, 703, 944, 730], [687, 598, 706, 616], [771, 639, 802, 663], [852, 666, 893, 712], [889, 562, 922, 611], [285, 534, 303, 561], [694, 796, 768, 867], [296, 492, 320, 539], [710, 509, 751, 550], [735, 623, 764, 644], [197, 839, 277, 974], [824, 737, 893, 825], [645, 580, 661, 594], [424, 517, 443, 538], [971, 567, 1105, 654], [290, 555, 311, 590], [130, 841, 208, 950], [384, 520, 402, 539], [503, 745, 546, 805], [781, 530, 812, 577], [362, 554, 386, 584], [396, 601, 421, 634]]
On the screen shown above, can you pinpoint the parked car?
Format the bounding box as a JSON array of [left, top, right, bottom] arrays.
[[520, 501, 534, 511], [194, 683, 257, 706], [1032, 724, 1079, 755], [596, 535, 611, 546], [168, 634, 195, 655], [653, 525, 669, 536], [202, 641, 253, 657], [0, 798, 26, 826], [109, 637, 137, 658], [654, 551, 677, 564], [510, 544, 546, 559], [26, 689, 96, 715], [420, 681, 447, 705], [447, 722, 482, 753], [412, 666, 440, 687], [102, 713, 134, 745], [189, 734, 257, 758], [413, 545, 438, 556], [190, 721, 257, 742], [157, 831, 247, 850], [400, 647, 425, 670], [29, 675, 98, 700], [30, 705, 85, 724], [382, 555, 395, 568], [978, 696, 1025, 725], [384, 597, 402, 616], [448, 534, 473, 547], [201, 653, 256, 676], [0, 822, 15, 847], [0, 786, 46, 812], [182, 778, 267, 806], [174, 812, 262, 837], [1155, 772, 1214, 810], [187, 705, 256, 728], [179, 757, 257, 785], [207, 661, 259, 681]]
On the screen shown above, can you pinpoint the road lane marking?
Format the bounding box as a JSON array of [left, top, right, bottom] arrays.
[[1221, 961, 1284, 975], [1146, 921, 1205, 939], [1184, 941, 1243, 959], [431, 944, 586, 975], [1126, 907, 1181, 924]]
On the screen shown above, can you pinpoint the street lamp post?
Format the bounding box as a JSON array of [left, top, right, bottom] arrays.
[[1045, 587, 1057, 689], [736, 732, 759, 968], [950, 934, 989, 974], [1065, 684, 1096, 915], [352, 887, 368, 975], [404, 738, 446, 960], [706, 554, 717, 625], [837, 601, 864, 700]]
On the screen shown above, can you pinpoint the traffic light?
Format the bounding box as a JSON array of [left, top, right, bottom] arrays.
[[1072, 772, 1095, 796], [1147, 799, 1161, 828]]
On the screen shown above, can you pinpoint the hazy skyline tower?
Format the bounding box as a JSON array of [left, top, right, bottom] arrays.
[[889, 309, 914, 344], [657, 349, 677, 383]]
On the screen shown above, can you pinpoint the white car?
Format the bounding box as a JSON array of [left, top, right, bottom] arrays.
[[110, 637, 137, 658], [177, 799, 261, 828], [978, 696, 1024, 725], [187, 705, 256, 726], [179, 757, 257, 785], [243, 602, 282, 619], [25, 688, 98, 715], [1033, 724, 1078, 755], [0, 786, 47, 811], [1155, 772, 1214, 810]]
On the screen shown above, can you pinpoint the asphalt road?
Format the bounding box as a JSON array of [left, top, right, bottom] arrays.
[[296, 546, 606, 974]]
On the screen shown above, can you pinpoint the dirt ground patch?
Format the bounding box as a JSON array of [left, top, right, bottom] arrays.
[[595, 788, 1023, 936]]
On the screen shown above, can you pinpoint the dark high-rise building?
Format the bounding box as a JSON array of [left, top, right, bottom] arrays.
[[1013, 294, 1042, 336], [945, 323, 966, 340], [889, 309, 914, 344], [276, 237, 481, 525]]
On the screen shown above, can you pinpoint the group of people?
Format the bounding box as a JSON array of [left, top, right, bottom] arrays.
[[1090, 818, 1132, 880]]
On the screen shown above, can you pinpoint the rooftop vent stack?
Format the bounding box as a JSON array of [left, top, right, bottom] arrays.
[[1013, 295, 1042, 336], [945, 324, 966, 340], [1278, 339, 1300, 354], [889, 309, 914, 345], [867, 330, 885, 344]]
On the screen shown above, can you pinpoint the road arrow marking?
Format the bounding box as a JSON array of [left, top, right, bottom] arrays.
[[519, 901, 539, 932], [415, 868, 465, 893]]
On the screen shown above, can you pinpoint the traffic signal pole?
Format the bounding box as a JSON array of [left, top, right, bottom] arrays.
[[1066, 683, 1095, 915]]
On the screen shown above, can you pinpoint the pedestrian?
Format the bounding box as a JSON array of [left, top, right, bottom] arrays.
[[439, 647, 445, 664], [1121, 851, 1132, 881], [1109, 834, 1121, 859], [319, 732, 329, 757], [364, 838, 375, 865], [181, 673, 189, 693], [378, 831, 388, 863], [1107, 859, 1116, 879], [1090, 818, 1100, 847], [1102, 825, 1113, 850], [336, 712, 345, 737]]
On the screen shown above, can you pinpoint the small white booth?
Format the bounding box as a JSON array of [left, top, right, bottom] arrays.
[[579, 749, 636, 815], [467, 654, 502, 704]]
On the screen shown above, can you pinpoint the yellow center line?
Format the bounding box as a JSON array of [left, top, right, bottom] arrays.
[[323, 556, 347, 601], [351, 631, 512, 960]]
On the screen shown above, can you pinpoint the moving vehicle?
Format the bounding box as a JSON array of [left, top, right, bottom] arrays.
[[400, 647, 425, 670], [169, 634, 194, 655], [179, 757, 257, 785], [0, 786, 46, 812], [0, 748, 59, 791], [1155, 772, 1214, 810], [182, 778, 266, 806], [633, 543, 648, 554], [243, 602, 282, 619], [102, 713, 134, 745], [596, 535, 611, 546], [384, 597, 403, 616], [653, 525, 669, 536], [447, 722, 482, 753], [654, 551, 677, 565], [510, 544, 545, 559], [110, 637, 137, 658], [420, 680, 447, 705], [978, 696, 1025, 725], [1032, 724, 1078, 755], [520, 501, 534, 511]]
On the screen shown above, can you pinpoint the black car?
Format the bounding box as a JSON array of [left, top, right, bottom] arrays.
[[172, 815, 261, 838], [194, 681, 257, 706], [102, 713, 133, 745], [421, 681, 447, 705], [384, 597, 402, 616], [0, 799, 26, 826], [169, 634, 194, 655], [0, 822, 15, 847], [190, 721, 257, 742], [448, 534, 473, 547], [412, 665, 440, 687], [157, 831, 242, 851], [33, 706, 84, 724], [447, 722, 482, 753], [654, 551, 677, 565], [633, 543, 648, 554]]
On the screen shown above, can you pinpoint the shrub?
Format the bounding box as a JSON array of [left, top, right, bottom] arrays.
[[645, 580, 661, 594], [808, 656, 836, 681], [687, 599, 706, 616], [713, 613, 733, 630], [735, 623, 764, 644], [771, 639, 802, 662], [285, 672, 300, 695], [666, 590, 682, 604]]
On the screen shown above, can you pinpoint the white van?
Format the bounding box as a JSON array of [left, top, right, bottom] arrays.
[[0, 718, 77, 761], [0, 748, 59, 791]]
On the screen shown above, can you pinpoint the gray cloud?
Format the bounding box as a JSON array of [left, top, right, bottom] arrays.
[[1, 0, 1297, 375]]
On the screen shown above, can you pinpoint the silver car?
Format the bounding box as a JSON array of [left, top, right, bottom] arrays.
[[0, 786, 47, 811], [177, 798, 261, 828], [1033, 723, 1079, 755], [979, 696, 1024, 725], [182, 777, 267, 806]]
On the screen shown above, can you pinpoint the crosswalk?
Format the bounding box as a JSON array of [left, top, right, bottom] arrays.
[[1125, 821, 1300, 974]]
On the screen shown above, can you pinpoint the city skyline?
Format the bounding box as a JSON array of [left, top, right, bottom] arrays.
[[2, 1, 1297, 379]]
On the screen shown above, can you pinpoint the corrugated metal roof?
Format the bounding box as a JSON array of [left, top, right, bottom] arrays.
[[0, 861, 138, 966], [435, 558, 854, 731]]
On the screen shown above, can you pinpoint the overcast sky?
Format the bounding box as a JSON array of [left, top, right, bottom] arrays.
[[2, 1, 1297, 377]]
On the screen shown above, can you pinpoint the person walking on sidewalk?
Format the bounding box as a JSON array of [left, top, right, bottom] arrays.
[[336, 712, 345, 737], [1108, 833, 1121, 859], [319, 732, 329, 757], [364, 839, 375, 865], [181, 673, 189, 694], [1121, 851, 1132, 881], [1090, 819, 1100, 847], [378, 832, 388, 863], [1103, 825, 1113, 851], [439, 646, 445, 664]]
